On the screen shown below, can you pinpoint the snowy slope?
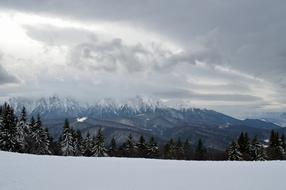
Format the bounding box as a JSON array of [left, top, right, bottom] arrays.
[[0, 151, 286, 190]]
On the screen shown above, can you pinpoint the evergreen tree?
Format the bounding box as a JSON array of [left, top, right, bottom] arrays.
[[147, 136, 159, 158], [29, 114, 50, 154], [72, 129, 83, 156], [48, 131, 61, 155], [237, 132, 251, 160], [30, 116, 35, 128], [38, 127, 51, 155], [83, 132, 94, 156], [227, 141, 242, 161], [175, 138, 185, 160], [0, 104, 20, 152], [60, 119, 74, 156], [22, 116, 37, 154], [194, 139, 207, 160], [249, 136, 266, 161], [137, 135, 148, 158], [16, 107, 28, 152], [183, 139, 192, 160], [108, 137, 117, 157], [124, 134, 136, 157], [267, 131, 285, 160], [92, 128, 107, 157], [164, 139, 176, 159], [163, 142, 171, 159], [281, 134, 286, 151]]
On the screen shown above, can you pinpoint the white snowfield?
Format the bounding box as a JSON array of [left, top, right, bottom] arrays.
[[0, 151, 286, 190]]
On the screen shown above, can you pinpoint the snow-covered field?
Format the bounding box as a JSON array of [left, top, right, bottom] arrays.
[[0, 151, 286, 190]]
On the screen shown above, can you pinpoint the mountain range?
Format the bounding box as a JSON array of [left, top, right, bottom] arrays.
[[5, 96, 286, 150]]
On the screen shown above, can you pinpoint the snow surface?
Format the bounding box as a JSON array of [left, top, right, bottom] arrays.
[[0, 151, 286, 190]]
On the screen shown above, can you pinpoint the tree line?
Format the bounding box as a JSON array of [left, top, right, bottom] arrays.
[[0, 103, 285, 161], [227, 131, 285, 161]]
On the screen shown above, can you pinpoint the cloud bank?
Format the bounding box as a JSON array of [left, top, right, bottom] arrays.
[[0, 0, 285, 117]]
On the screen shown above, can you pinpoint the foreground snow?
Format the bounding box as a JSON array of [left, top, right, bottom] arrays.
[[0, 151, 286, 190]]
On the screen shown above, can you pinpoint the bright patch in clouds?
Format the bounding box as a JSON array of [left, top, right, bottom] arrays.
[[0, 3, 285, 118]]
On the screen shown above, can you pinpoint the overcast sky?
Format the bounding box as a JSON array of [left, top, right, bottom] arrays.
[[0, 0, 285, 117]]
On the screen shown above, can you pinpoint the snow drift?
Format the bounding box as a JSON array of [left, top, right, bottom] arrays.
[[0, 151, 285, 190]]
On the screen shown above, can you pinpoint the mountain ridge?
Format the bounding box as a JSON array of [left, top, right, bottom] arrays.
[[4, 95, 284, 150]]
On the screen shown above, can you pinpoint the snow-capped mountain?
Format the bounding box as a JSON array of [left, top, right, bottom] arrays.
[[6, 95, 282, 129], [254, 112, 286, 127], [4, 95, 284, 150], [6, 95, 163, 119], [7, 96, 87, 119]]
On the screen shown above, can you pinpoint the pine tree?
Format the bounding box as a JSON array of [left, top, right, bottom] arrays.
[[16, 107, 27, 152], [175, 138, 185, 160], [38, 127, 51, 155], [194, 139, 207, 160], [227, 141, 242, 161], [72, 130, 83, 156], [108, 137, 117, 157], [163, 142, 171, 159], [124, 134, 136, 157], [164, 139, 176, 159], [30, 116, 35, 128], [237, 132, 251, 160], [249, 136, 266, 161], [16, 107, 28, 152], [0, 104, 20, 152], [137, 135, 148, 158], [83, 132, 93, 157], [147, 136, 159, 158], [281, 134, 286, 151], [267, 131, 285, 160], [60, 119, 74, 156], [183, 139, 192, 160], [92, 128, 107, 157], [29, 114, 50, 154]]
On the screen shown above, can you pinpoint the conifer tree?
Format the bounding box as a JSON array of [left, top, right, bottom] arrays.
[[194, 139, 207, 160], [72, 129, 83, 156], [38, 127, 51, 155], [108, 137, 117, 157], [124, 134, 136, 157], [281, 134, 286, 151], [137, 135, 148, 158], [92, 128, 107, 157], [60, 119, 74, 156], [16, 107, 29, 152], [30, 116, 35, 128], [227, 141, 242, 161], [29, 114, 50, 154], [164, 139, 176, 159], [237, 132, 251, 160], [147, 136, 159, 158], [267, 131, 285, 160], [0, 104, 20, 152], [163, 141, 171, 159], [183, 139, 192, 160], [82, 132, 93, 156], [249, 136, 266, 161], [175, 138, 185, 160]]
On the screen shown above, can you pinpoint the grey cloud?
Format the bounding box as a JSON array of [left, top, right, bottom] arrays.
[[23, 24, 223, 73], [69, 37, 222, 73], [24, 24, 98, 46], [0, 0, 286, 116], [0, 52, 18, 85], [0, 65, 18, 85], [154, 88, 262, 102], [2, 0, 285, 79]]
